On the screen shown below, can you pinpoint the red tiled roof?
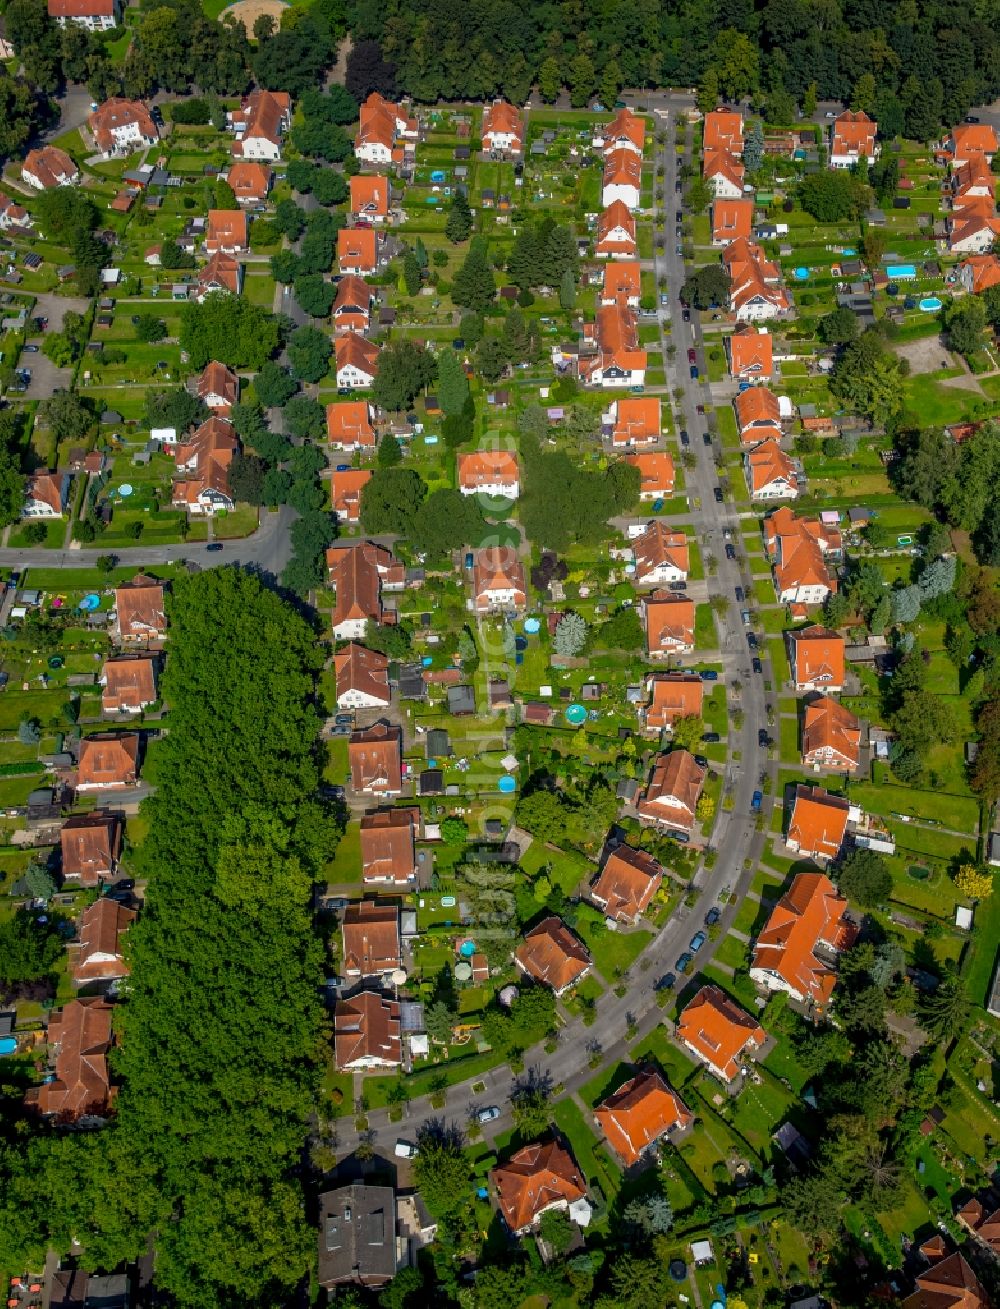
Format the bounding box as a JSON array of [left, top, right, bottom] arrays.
[[637, 748, 705, 828], [88, 98, 156, 153], [341, 900, 401, 974], [642, 592, 695, 655], [902, 1252, 989, 1309], [327, 540, 402, 629], [712, 197, 754, 243], [786, 785, 849, 861], [206, 208, 247, 249], [514, 916, 591, 993], [49, 0, 115, 14], [735, 386, 780, 431], [350, 174, 389, 217], [677, 984, 765, 1081], [752, 870, 850, 1007], [77, 733, 138, 788], [831, 110, 877, 157], [746, 439, 796, 496], [326, 400, 375, 447], [235, 89, 290, 147], [482, 100, 524, 146], [643, 673, 704, 731], [595, 1067, 692, 1165], [625, 452, 674, 496], [595, 201, 637, 254], [360, 806, 418, 884], [491, 1139, 586, 1232], [198, 252, 241, 295], [331, 468, 372, 522], [335, 333, 380, 379], [227, 161, 271, 202], [348, 722, 402, 794], [28, 999, 114, 1119], [802, 696, 861, 769], [603, 107, 645, 152], [334, 642, 390, 706], [790, 624, 845, 689], [23, 146, 78, 188], [197, 360, 239, 409], [609, 395, 659, 444], [72, 898, 135, 986], [472, 545, 526, 607], [591, 844, 662, 922], [334, 989, 401, 1069], [458, 450, 519, 491], [602, 259, 641, 304], [61, 813, 121, 886], [703, 109, 743, 155], [337, 229, 379, 273], [633, 521, 689, 583], [729, 327, 773, 378], [603, 147, 641, 188], [101, 655, 156, 713]]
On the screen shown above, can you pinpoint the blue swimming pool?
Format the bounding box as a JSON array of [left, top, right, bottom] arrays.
[[0, 1038, 17, 1056], [794, 266, 809, 280], [565, 703, 587, 725], [886, 263, 916, 279], [919, 297, 942, 312]]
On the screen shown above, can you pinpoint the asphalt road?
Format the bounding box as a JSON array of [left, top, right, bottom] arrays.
[[333, 110, 781, 1158]]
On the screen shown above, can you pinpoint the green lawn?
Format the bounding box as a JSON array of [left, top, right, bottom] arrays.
[[323, 820, 362, 886], [694, 603, 717, 651], [551, 1097, 622, 1201], [575, 905, 653, 980]]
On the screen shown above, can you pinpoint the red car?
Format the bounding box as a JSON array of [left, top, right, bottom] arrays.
[[687, 348, 697, 363]]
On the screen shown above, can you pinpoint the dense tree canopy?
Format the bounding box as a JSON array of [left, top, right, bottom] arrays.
[[180, 296, 279, 371]]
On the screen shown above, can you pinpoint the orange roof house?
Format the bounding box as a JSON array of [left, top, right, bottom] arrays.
[[338, 227, 381, 275], [349, 174, 390, 222], [348, 723, 403, 797], [48, 0, 117, 25], [326, 400, 376, 450], [226, 160, 272, 205], [331, 468, 372, 525], [602, 107, 645, 155], [101, 655, 157, 715], [332, 273, 374, 333], [601, 260, 641, 308], [703, 109, 743, 156], [785, 785, 850, 863], [703, 148, 744, 198], [334, 990, 402, 1070], [789, 624, 845, 691], [632, 522, 689, 586], [327, 539, 403, 638], [723, 238, 791, 321], [230, 88, 290, 160], [491, 1140, 588, 1235], [802, 696, 861, 771], [590, 844, 663, 923], [22, 145, 79, 190], [60, 812, 121, 887], [625, 451, 675, 499], [602, 148, 642, 209], [341, 901, 401, 977], [948, 195, 1000, 254], [335, 332, 380, 389], [712, 197, 754, 245], [482, 99, 524, 154], [334, 642, 390, 710], [960, 253, 1000, 295], [677, 985, 765, 1083], [605, 395, 660, 447], [728, 326, 773, 380], [902, 1252, 989, 1309], [197, 252, 242, 298], [355, 92, 418, 164], [197, 360, 239, 412], [23, 471, 68, 517], [957, 1198, 1000, 1253], [745, 439, 798, 500], [26, 999, 115, 1120], [750, 870, 852, 1007], [951, 152, 995, 205], [205, 208, 248, 254], [829, 110, 878, 167], [472, 545, 526, 614], [77, 733, 139, 791], [595, 200, 638, 258], [948, 123, 998, 167], [71, 898, 135, 987], [360, 807, 419, 886], [595, 1067, 693, 1166], [642, 672, 704, 733], [637, 748, 705, 831], [765, 507, 840, 606], [514, 917, 591, 995], [734, 385, 781, 442], [457, 450, 520, 498], [642, 592, 695, 657], [579, 303, 647, 386], [87, 97, 157, 156], [172, 415, 238, 515]]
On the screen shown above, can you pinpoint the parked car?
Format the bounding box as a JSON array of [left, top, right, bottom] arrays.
[[704, 907, 721, 926], [675, 242, 683, 254], [675, 951, 693, 972], [689, 931, 706, 953], [690, 365, 699, 379], [687, 348, 697, 364], [758, 728, 771, 748], [713, 486, 723, 503], [334, 713, 353, 725], [752, 656, 763, 674], [657, 972, 676, 991], [702, 432, 712, 446], [660, 293, 669, 307], [701, 731, 721, 743], [734, 586, 744, 602], [682, 308, 691, 322], [669, 580, 687, 591], [22, 344, 38, 353], [725, 543, 736, 560], [680, 429, 690, 446], [206, 542, 224, 552], [476, 1105, 501, 1124], [741, 609, 752, 625], [699, 670, 718, 682], [747, 632, 758, 649], [668, 830, 690, 844], [751, 790, 763, 813], [965, 115, 981, 123], [675, 210, 683, 224], [395, 1140, 418, 1159]]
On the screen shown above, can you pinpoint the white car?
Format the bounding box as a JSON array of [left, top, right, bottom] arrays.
[[476, 1105, 501, 1124], [394, 1140, 418, 1158]]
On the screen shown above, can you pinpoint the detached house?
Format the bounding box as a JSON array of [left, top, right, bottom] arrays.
[[23, 471, 69, 519], [745, 439, 798, 500], [642, 592, 695, 657], [332, 274, 374, 333], [946, 123, 998, 168], [734, 385, 782, 444], [326, 400, 376, 451], [677, 985, 766, 1084], [171, 415, 238, 516], [590, 844, 662, 924], [71, 898, 135, 988], [360, 807, 419, 886], [230, 89, 290, 161], [337, 227, 382, 276], [595, 1067, 692, 1167], [327, 540, 404, 638], [514, 917, 591, 996], [350, 174, 390, 224], [642, 672, 703, 733], [471, 545, 526, 614], [703, 149, 744, 199], [76, 733, 139, 792], [196, 252, 242, 299], [637, 748, 705, 832], [600, 107, 644, 156], [197, 360, 239, 412], [626, 451, 674, 499], [764, 507, 840, 607], [786, 785, 850, 862], [335, 334, 380, 389], [114, 573, 166, 646], [101, 655, 157, 715], [226, 161, 272, 206], [903, 1253, 989, 1309], [948, 195, 1000, 254], [802, 695, 862, 771], [26, 998, 115, 1121], [341, 901, 401, 977], [334, 990, 401, 1070], [481, 100, 524, 155], [960, 253, 1000, 294], [87, 98, 157, 157], [0, 193, 31, 230], [333, 643, 391, 710], [491, 1141, 590, 1235], [457, 450, 520, 499], [724, 238, 791, 322], [602, 149, 641, 210], [728, 325, 773, 381], [579, 304, 646, 388], [355, 92, 418, 166], [22, 147, 79, 190], [829, 110, 878, 168], [60, 812, 121, 887], [703, 109, 743, 156], [205, 209, 248, 255], [632, 521, 689, 586], [604, 395, 660, 447], [750, 870, 852, 1007], [348, 723, 403, 796], [788, 624, 845, 691], [595, 200, 638, 258], [48, 0, 119, 29]]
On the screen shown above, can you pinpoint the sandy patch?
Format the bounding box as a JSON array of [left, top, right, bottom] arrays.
[[219, 0, 287, 33], [893, 333, 952, 376]]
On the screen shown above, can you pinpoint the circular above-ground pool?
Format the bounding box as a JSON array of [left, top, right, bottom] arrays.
[[514, 635, 528, 651], [523, 616, 541, 634], [78, 593, 100, 611], [565, 703, 587, 725], [497, 775, 516, 794], [919, 297, 942, 312], [47, 655, 64, 669], [455, 961, 472, 981], [117, 483, 133, 497], [794, 266, 809, 280], [459, 939, 476, 958], [0, 1038, 16, 1056]]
